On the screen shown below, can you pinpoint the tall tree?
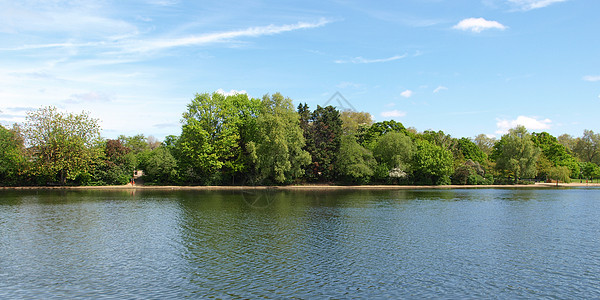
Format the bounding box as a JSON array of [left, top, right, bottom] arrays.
[[177, 92, 245, 184], [249, 93, 310, 184], [373, 132, 415, 174], [531, 132, 580, 178], [474, 134, 496, 156], [0, 124, 27, 185], [573, 129, 600, 165], [23, 106, 101, 185], [411, 139, 454, 185], [302, 105, 343, 181], [335, 135, 376, 184], [358, 120, 410, 150], [492, 126, 541, 183]]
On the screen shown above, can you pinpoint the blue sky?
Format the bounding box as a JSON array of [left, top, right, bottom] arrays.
[[1, 0, 598, 140]]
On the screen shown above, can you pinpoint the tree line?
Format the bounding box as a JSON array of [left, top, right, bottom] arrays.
[[1, 92, 600, 186]]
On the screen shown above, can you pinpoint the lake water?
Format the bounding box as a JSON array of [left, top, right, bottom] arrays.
[[1, 188, 599, 298]]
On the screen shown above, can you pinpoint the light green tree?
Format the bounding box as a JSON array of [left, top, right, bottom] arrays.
[[492, 126, 541, 183], [373, 132, 415, 174], [335, 135, 376, 184], [548, 166, 571, 185], [23, 106, 101, 185], [573, 129, 600, 164], [250, 93, 311, 183], [412, 139, 454, 185]]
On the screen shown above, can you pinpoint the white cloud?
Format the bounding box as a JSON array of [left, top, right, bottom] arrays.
[[65, 91, 115, 104], [215, 89, 247, 96], [508, 0, 568, 11], [336, 81, 363, 89], [401, 90, 413, 98], [381, 110, 406, 118], [433, 86, 448, 93], [334, 54, 406, 64], [495, 116, 552, 134], [453, 18, 507, 33], [133, 18, 331, 53], [583, 75, 600, 82]]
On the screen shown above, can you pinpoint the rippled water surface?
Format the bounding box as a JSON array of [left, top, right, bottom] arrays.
[[1, 188, 599, 298]]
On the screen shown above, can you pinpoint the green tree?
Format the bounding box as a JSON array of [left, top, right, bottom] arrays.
[[548, 166, 571, 185], [249, 93, 311, 184], [23, 107, 101, 185], [492, 126, 541, 183], [373, 132, 415, 175], [335, 135, 376, 184], [301, 105, 343, 181], [474, 134, 496, 156], [457, 137, 487, 165], [358, 120, 411, 150], [177, 92, 258, 184], [412, 139, 454, 185], [580, 162, 600, 180], [140, 146, 178, 184], [340, 110, 373, 135], [0, 124, 27, 185], [531, 132, 580, 178], [573, 129, 600, 164]]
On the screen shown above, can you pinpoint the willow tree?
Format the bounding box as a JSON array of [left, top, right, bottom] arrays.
[[492, 126, 541, 183], [23, 106, 101, 185], [249, 93, 310, 184]]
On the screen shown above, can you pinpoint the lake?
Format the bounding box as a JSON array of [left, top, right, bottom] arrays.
[[1, 188, 599, 298]]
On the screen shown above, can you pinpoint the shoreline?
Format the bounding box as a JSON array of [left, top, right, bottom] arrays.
[[2, 182, 600, 191]]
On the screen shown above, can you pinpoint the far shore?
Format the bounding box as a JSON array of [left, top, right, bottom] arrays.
[[2, 182, 600, 191]]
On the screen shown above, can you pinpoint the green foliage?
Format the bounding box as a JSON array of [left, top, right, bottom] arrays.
[[548, 166, 571, 183], [340, 110, 373, 135], [0, 125, 27, 185], [358, 120, 410, 150], [23, 106, 102, 185], [335, 135, 376, 184], [531, 132, 581, 178], [580, 162, 600, 179], [177, 92, 259, 184], [474, 134, 496, 156], [457, 138, 487, 164], [300, 105, 343, 181], [372, 132, 415, 175], [412, 139, 454, 185], [573, 129, 600, 164], [140, 146, 178, 184], [452, 159, 490, 185], [251, 93, 311, 184], [492, 126, 541, 182]]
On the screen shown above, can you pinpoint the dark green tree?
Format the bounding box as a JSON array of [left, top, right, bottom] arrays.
[[301, 105, 343, 182]]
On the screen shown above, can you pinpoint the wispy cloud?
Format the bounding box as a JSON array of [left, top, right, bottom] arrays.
[[583, 75, 600, 82], [334, 54, 406, 64], [507, 0, 568, 11], [132, 18, 331, 53], [453, 18, 507, 33], [381, 110, 406, 118], [495, 115, 551, 134], [433, 86, 448, 93], [401, 90, 413, 98]]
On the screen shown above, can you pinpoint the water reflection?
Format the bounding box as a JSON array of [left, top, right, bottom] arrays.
[[0, 189, 599, 298]]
